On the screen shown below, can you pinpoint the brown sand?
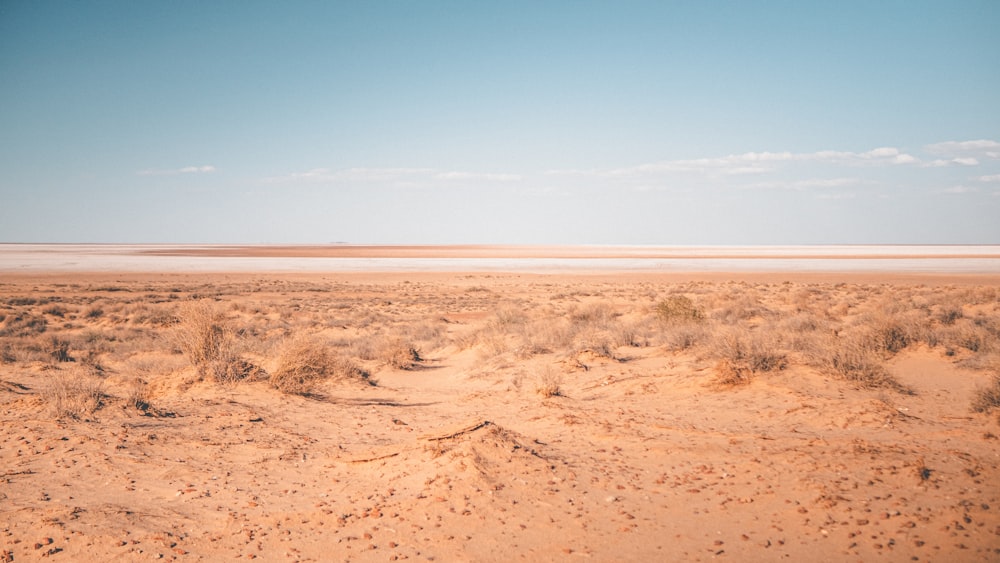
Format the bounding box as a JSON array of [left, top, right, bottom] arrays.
[[1, 264, 999, 562]]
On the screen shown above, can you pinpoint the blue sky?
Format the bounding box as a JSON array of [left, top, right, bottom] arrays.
[[1, 1, 998, 244]]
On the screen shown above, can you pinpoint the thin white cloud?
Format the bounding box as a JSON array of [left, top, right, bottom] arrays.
[[179, 165, 216, 173], [262, 167, 519, 186], [264, 167, 434, 184], [138, 165, 216, 176], [924, 139, 1000, 159], [743, 177, 867, 191], [435, 171, 522, 182], [546, 146, 918, 179], [978, 174, 1000, 182], [815, 192, 857, 200], [941, 185, 979, 194], [922, 157, 980, 168]]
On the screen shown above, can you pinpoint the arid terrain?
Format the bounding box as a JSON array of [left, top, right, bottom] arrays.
[[2, 259, 999, 561]]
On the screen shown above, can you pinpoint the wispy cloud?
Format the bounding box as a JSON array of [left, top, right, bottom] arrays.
[[138, 165, 216, 176], [977, 174, 1000, 182], [924, 139, 1000, 159], [941, 185, 979, 194], [921, 157, 980, 168], [262, 167, 520, 186], [435, 171, 521, 182], [546, 146, 919, 179], [742, 177, 869, 191]]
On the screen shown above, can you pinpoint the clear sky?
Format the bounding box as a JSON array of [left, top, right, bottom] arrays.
[[1, 1, 998, 244]]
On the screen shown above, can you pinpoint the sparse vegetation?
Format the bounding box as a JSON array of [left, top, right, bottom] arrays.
[[43, 368, 105, 420], [971, 373, 1000, 413], [173, 301, 261, 383], [655, 295, 704, 324], [1, 272, 1000, 560], [711, 331, 786, 387], [270, 337, 369, 395], [536, 368, 563, 398]]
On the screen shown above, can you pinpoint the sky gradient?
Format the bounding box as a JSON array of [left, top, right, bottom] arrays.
[[1, 1, 998, 244]]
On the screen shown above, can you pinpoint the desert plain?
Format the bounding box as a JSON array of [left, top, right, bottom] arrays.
[[1, 246, 999, 562]]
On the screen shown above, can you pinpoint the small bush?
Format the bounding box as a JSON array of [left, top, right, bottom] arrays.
[[711, 332, 786, 387], [47, 336, 72, 363], [174, 301, 259, 383], [0, 312, 47, 337], [663, 324, 708, 351], [820, 334, 901, 390], [44, 369, 105, 420], [270, 337, 368, 395], [971, 373, 1000, 413], [124, 377, 152, 412], [42, 305, 67, 318], [536, 368, 563, 398], [84, 306, 104, 319], [656, 296, 704, 324], [380, 338, 422, 370]]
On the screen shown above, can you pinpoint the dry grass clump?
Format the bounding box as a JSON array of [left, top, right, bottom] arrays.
[[535, 368, 563, 398], [711, 332, 786, 387], [863, 312, 925, 355], [47, 336, 72, 363], [0, 311, 47, 337], [270, 337, 369, 395], [663, 323, 709, 351], [971, 373, 1000, 414], [43, 368, 105, 420], [173, 301, 261, 384], [818, 333, 901, 390], [656, 295, 704, 324], [381, 338, 422, 369], [351, 335, 422, 369]]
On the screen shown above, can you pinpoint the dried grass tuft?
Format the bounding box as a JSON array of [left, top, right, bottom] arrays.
[[971, 373, 1000, 414], [270, 337, 369, 395], [656, 296, 704, 324], [43, 369, 105, 420], [536, 368, 563, 398], [173, 301, 261, 384], [710, 332, 786, 387]]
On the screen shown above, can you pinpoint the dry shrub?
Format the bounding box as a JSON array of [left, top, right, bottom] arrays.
[[656, 296, 704, 324], [971, 373, 1000, 414], [124, 376, 152, 412], [819, 333, 901, 390], [663, 323, 709, 351], [571, 302, 616, 326], [934, 319, 994, 355], [0, 342, 15, 364], [864, 312, 924, 355], [173, 301, 260, 384], [270, 337, 369, 395], [934, 304, 964, 326], [536, 368, 563, 398], [47, 336, 72, 363], [44, 369, 105, 420], [711, 331, 786, 387], [0, 312, 47, 337], [351, 334, 422, 369], [83, 305, 104, 319], [573, 330, 618, 360], [381, 338, 422, 369]]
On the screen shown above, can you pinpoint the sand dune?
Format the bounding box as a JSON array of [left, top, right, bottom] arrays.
[[1, 269, 998, 561]]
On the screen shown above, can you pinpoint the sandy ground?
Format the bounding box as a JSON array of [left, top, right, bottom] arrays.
[[1, 262, 999, 561]]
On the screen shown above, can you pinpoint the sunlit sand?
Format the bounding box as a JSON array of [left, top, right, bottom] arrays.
[[1, 247, 998, 560]]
